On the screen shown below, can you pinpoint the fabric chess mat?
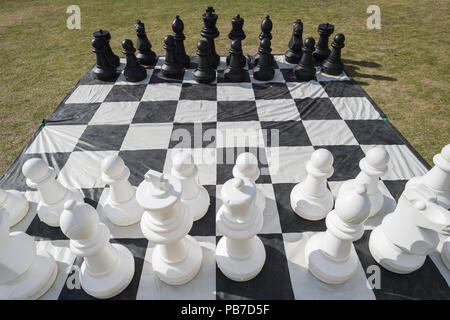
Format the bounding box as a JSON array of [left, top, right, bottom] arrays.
[[1, 55, 449, 300]]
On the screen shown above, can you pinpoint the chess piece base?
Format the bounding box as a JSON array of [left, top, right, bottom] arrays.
[[80, 243, 135, 299], [284, 50, 301, 64], [216, 236, 266, 282], [93, 65, 117, 81], [321, 61, 344, 76], [136, 52, 157, 67], [124, 67, 147, 83], [369, 226, 425, 274], [182, 186, 210, 221], [5, 190, 29, 227], [305, 232, 358, 284], [0, 251, 57, 300], [340, 179, 384, 218], [193, 68, 216, 84], [152, 235, 202, 285], [103, 188, 143, 226], [37, 188, 83, 227], [290, 182, 333, 221], [253, 66, 275, 81]]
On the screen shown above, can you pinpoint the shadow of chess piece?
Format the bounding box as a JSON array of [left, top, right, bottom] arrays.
[[253, 38, 274, 81], [294, 37, 316, 81], [172, 15, 190, 68], [285, 19, 303, 64], [161, 35, 183, 78], [93, 29, 120, 67], [321, 33, 345, 76], [92, 38, 117, 81], [224, 39, 247, 82], [135, 20, 157, 66], [193, 40, 216, 83], [313, 23, 335, 62], [201, 6, 220, 68], [122, 39, 147, 82]]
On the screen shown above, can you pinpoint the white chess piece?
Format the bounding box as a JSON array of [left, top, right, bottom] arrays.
[[101, 155, 143, 226], [60, 200, 135, 299], [22, 158, 83, 227], [290, 148, 334, 220], [0, 188, 29, 227], [216, 177, 266, 281], [137, 170, 202, 285], [369, 184, 450, 274], [442, 238, 450, 270], [339, 146, 390, 218], [405, 144, 450, 209], [305, 184, 370, 284], [0, 207, 57, 299], [233, 152, 266, 212], [171, 151, 210, 221]]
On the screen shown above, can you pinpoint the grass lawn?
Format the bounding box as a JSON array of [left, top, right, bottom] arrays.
[[0, 0, 449, 174]]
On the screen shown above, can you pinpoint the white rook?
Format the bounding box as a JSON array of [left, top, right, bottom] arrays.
[[101, 155, 143, 226], [60, 200, 135, 298], [216, 177, 265, 281], [137, 170, 202, 285], [305, 184, 370, 284], [233, 152, 266, 212], [369, 184, 450, 274], [171, 151, 210, 221], [0, 207, 57, 299], [290, 148, 334, 220], [0, 188, 29, 227], [22, 158, 83, 227], [339, 146, 390, 217]]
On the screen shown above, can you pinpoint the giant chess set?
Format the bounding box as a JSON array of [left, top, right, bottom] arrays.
[[0, 7, 449, 300]]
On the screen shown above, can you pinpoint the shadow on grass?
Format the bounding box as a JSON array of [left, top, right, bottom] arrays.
[[343, 60, 397, 86]]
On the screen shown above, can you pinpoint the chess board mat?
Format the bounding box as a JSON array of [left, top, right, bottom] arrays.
[[1, 54, 449, 300]]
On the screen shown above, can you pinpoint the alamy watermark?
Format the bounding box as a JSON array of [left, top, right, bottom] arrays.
[[66, 5, 81, 30], [367, 5, 381, 29]]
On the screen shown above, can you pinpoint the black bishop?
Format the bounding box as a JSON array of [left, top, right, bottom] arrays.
[[172, 15, 190, 68]]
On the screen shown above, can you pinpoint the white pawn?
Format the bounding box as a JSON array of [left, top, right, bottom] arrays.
[[233, 152, 266, 212], [101, 155, 143, 226], [305, 184, 370, 284], [369, 184, 450, 274], [137, 170, 202, 285], [0, 207, 57, 299], [171, 151, 210, 221], [22, 158, 83, 227], [216, 177, 266, 281], [405, 144, 450, 209], [339, 146, 390, 217], [0, 188, 29, 227], [290, 149, 334, 220], [442, 238, 450, 270], [60, 200, 135, 298]]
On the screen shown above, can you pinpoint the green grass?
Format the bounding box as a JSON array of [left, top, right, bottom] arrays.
[[0, 0, 449, 174]]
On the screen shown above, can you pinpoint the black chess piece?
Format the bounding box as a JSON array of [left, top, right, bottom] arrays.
[[122, 39, 147, 82], [93, 29, 120, 67], [161, 35, 183, 78], [224, 39, 247, 82], [254, 15, 274, 66], [253, 38, 274, 81], [226, 14, 246, 65], [321, 33, 345, 76], [313, 23, 335, 62], [294, 37, 316, 81], [201, 6, 220, 68], [284, 19, 303, 64], [172, 15, 190, 68], [193, 40, 216, 84], [92, 38, 117, 81], [135, 20, 157, 66]]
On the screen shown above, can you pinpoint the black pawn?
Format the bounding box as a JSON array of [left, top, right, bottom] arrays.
[[294, 37, 316, 81], [254, 15, 273, 66], [93, 29, 120, 67], [135, 20, 157, 66], [227, 14, 246, 65], [161, 35, 183, 78], [313, 23, 335, 62], [200, 6, 220, 68], [122, 39, 147, 82], [321, 33, 345, 76], [92, 38, 117, 81], [284, 19, 303, 64], [193, 40, 216, 84], [224, 39, 247, 82], [172, 15, 190, 68], [253, 38, 274, 81]]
